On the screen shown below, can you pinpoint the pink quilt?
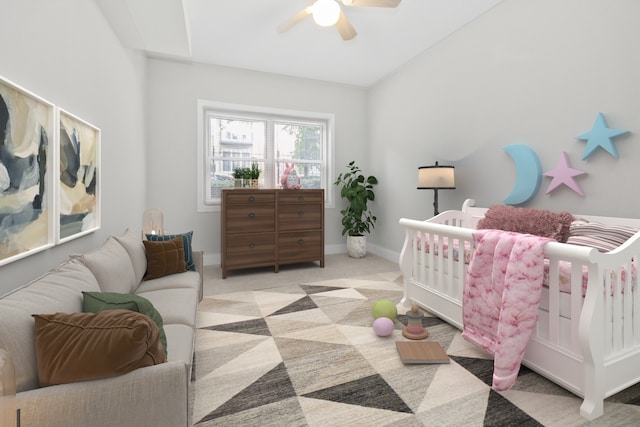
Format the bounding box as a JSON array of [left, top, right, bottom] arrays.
[[462, 229, 552, 391]]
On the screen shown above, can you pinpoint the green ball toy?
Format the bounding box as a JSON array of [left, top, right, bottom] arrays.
[[372, 299, 397, 320]]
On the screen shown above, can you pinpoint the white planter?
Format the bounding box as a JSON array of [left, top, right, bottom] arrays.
[[347, 235, 367, 258]]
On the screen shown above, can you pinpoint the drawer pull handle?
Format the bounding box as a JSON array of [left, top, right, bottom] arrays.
[[248, 196, 256, 202], [298, 239, 304, 244], [298, 211, 304, 216], [249, 242, 256, 248], [298, 195, 304, 200], [248, 212, 256, 218]]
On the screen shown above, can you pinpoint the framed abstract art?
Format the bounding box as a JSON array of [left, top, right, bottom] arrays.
[[56, 108, 101, 243], [0, 76, 55, 266]]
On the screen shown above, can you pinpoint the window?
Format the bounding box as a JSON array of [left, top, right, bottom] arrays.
[[197, 100, 334, 212]]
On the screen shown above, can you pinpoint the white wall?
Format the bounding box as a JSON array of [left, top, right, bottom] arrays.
[[368, 0, 640, 255], [0, 0, 147, 295], [144, 59, 368, 264]]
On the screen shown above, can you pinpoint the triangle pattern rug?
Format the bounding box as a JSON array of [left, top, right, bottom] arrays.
[[191, 272, 640, 426]]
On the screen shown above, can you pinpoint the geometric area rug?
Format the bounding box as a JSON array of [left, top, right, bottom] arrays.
[[191, 273, 640, 426]]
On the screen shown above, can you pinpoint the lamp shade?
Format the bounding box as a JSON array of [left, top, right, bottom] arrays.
[[417, 163, 455, 189], [142, 208, 164, 238]]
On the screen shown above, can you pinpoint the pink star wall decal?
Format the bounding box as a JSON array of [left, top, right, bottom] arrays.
[[543, 152, 587, 196]]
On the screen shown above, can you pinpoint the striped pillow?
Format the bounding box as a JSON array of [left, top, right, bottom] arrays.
[[566, 220, 638, 252]]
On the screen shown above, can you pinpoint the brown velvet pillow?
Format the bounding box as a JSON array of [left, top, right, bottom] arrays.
[[477, 205, 574, 242], [143, 236, 186, 280], [32, 310, 166, 387]]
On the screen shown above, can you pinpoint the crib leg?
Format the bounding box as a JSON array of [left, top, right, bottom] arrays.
[[579, 396, 603, 421]]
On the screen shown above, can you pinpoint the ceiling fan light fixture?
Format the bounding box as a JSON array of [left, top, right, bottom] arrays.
[[312, 0, 341, 27]]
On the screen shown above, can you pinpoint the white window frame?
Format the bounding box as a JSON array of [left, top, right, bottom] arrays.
[[197, 100, 335, 212]]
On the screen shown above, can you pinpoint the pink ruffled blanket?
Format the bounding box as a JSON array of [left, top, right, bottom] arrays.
[[462, 229, 553, 391]]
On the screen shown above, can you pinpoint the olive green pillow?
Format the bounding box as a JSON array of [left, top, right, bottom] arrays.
[[82, 291, 167, 357], [32, 310, 166, 387], [142, 236, 186, 280]]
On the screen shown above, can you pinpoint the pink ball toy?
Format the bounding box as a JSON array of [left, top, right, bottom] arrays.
[[373, 317, 395, 337]]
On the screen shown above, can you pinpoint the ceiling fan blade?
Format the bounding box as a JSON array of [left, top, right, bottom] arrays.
[[276, 7, 312, 33], [342, 0, 400, 7], [335, 11, 357, 41]]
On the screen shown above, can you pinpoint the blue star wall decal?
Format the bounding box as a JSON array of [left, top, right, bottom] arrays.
[[543, 151, 587, 196], [577, 112, 629, 160]]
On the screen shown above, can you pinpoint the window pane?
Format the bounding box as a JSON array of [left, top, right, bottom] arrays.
[[211, 117, 265, 161], [208, 117, 265, 202], [274, 123, 322, 161]]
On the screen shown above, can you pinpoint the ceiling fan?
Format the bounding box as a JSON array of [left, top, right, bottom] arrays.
[[277, 0, 401, 41]]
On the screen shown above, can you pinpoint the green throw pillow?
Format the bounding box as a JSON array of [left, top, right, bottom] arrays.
[[82, 292, 167, 357], [146, 231, 195, 271]]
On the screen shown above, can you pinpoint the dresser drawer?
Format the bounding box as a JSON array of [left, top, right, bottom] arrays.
[[278, 190, 323, 204], [225, 206, 275, 234], [225, 233, 276, 266], [278, 204, 322, 231], [225, 191, 275, 204], [278, 231, 322, 262]]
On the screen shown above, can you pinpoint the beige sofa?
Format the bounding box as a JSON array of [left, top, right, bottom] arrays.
[[0, 229, 203, 427]]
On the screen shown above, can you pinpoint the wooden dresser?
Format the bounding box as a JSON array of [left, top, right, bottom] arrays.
[[221, 189, 324, 278]]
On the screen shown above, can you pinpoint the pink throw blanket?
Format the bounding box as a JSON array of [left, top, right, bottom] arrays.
[[462, 229, 552, 391]]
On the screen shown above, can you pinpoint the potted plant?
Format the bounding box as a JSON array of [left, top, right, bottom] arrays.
[[248, 162, 260, 188], [233, 167, 244, 188], [334, 160, 378, 258], [233, 163, 261, 188]]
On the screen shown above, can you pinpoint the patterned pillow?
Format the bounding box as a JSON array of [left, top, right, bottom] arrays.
[[146, 231, 195, 271], [477, 205, 574, 243], [566, 220, 638, 252]]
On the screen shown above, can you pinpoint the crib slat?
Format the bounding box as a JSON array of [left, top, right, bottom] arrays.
[[547, 260, 560, 345], [570, 262, 582, 353]]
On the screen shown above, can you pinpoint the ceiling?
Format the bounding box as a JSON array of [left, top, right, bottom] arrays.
[[96, 0, 503, 87]]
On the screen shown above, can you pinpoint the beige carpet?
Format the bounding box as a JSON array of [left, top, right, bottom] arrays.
[[190, 254, 640, 426]]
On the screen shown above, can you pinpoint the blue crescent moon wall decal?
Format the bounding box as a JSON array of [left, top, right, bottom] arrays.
[[503, 144, 542, 205]]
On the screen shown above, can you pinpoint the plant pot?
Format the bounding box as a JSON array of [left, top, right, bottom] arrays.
[[347, 235, 367, 258]]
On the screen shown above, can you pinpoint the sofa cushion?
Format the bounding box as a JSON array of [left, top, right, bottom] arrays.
[[134, 288, 198, 326], [114, 228, 147, 284], [78, 237, 137, 293], [0, 259, 100, 392], [135, 270, 201, 295], [163, 324, 194, 366], [477, 205, 574, 243], [82, 292, 167, 356], [32, 310, 166, 387], [143, 237, 186, 280], [146, 231, 195, 271]]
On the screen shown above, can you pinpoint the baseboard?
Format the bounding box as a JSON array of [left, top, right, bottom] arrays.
[[204, 243, 400, 267]]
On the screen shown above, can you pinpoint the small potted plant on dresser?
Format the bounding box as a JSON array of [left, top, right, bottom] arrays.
[[233, 163, 261, 188], [334, 160, 378, 258]]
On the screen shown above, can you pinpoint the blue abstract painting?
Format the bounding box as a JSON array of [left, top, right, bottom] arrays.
[[0, 76, 54, 265], [57, 109, 100, 243]]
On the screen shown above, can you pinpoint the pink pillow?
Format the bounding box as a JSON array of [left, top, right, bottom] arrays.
[[477, 205, 574, 242]]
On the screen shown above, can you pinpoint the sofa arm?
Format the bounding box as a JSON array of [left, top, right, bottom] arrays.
[[16, 361, 189, 427], [193, 250, 204, 301]]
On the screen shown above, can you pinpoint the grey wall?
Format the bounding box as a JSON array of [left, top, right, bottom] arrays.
[[3, 0, 639, 294], [144, 59, 368, 265], [0, 0, 147, 295], [368, 0, 640, 255]]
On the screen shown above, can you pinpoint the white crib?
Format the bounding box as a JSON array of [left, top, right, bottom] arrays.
[[399, 199, 640, 420]]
